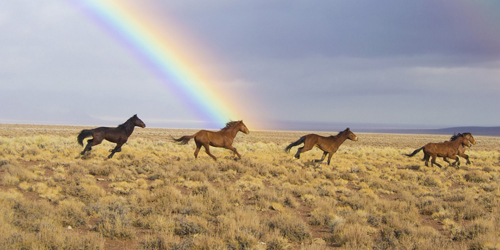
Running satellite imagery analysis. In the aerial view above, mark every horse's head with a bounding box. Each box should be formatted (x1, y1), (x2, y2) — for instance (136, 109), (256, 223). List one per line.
(133, 114), (146, 128)
(462, 136), (472, 147)
(345, 128), (358, 141)
(452, 133), (474, 148)
(454, 133), (473, 147)
(239, 120), (249, 134)
(463, 133), (476, 146)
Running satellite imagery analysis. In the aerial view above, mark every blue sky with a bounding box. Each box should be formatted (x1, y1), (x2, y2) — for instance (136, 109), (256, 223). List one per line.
(0, 1), (499, 130)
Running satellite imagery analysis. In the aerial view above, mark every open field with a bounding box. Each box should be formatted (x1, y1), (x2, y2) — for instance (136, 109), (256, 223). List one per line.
(0, 123), (499, 249)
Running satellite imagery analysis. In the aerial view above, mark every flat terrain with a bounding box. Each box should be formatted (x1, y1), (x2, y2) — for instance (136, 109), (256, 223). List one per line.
(0, 124), (499, 249)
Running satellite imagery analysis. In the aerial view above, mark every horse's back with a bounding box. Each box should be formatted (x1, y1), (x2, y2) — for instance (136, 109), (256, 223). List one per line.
(304, 134), (327, 146)
(94, 126), (113, 133)
(194, 130), (215, 143)
(424, 141), (458, 157)
(193, 130), (211, 139)
(305, 134), (324, 140)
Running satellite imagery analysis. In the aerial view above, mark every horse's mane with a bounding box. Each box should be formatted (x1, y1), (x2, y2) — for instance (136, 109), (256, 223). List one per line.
(451, 132), (472, 141)
(118, 115), (137, 129)
(450, 133), (464, 141)
(334, 128), (349, 137)
(220, 121), (241, 131)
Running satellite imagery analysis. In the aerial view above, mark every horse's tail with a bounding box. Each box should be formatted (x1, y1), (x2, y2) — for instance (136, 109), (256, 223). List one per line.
(405, 146), (424, 157)
(285, 136), (306, 153)
(77, 129), (94, 146)
(171, 135), (194, 145)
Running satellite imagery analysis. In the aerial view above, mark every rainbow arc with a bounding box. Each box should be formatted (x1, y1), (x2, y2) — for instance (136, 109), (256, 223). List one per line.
(73, 0), (245, 128)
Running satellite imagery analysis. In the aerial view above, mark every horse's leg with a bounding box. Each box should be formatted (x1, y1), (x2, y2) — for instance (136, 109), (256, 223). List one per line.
(227, 145), (242, 159)
(315, 151), (328, 163)
(460, 153), (471, 165)
(327, 152), (334, 165)
(423, 154), (430, 167)
(203, 144), (217, 161)
(453, 156), (460, 167)
(431, 155), (442, 168)
(81, 136), (104, 155)
(443, 157), (452, 166)
(294, 147), (303, 159)
(82, 132), (105, 156)
(81, 139), (94, 155)
(194, 141), (202, 158)
(108, 143), (123, 159)
(295, 143), (314, 159)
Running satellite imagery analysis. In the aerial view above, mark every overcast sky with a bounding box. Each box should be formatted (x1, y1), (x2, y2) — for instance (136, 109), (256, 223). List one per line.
(1, 0), (499, 130)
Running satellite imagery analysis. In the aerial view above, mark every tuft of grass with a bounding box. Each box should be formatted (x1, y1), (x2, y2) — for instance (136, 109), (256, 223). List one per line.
(267, 214), (311, 242)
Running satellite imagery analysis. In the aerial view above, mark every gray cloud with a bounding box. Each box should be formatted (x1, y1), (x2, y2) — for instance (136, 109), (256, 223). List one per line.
(0, 0), (499, 129)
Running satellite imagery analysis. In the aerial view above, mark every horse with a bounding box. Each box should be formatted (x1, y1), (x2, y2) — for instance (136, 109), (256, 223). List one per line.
(172, 120), (249, 161)
(285, 128), (358, 165)
(405, 133), (472, 168)
(77, 114), (146, 158)
(448, 133), (476, 166)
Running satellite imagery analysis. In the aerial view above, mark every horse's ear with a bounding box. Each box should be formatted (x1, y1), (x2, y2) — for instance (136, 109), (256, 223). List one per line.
(346, 127), (350, 131)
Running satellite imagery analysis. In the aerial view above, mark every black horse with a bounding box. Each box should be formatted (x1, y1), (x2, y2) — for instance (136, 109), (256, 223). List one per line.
(77, 114), (146, 158)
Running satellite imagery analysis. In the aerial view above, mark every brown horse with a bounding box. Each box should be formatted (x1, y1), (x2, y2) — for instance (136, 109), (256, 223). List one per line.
(449, 133), (476, 166)
(172, 120), (249, 161)
(285, 128), (358, 165)
(77, 114), (146, 158)
(405, 133), (473, 168)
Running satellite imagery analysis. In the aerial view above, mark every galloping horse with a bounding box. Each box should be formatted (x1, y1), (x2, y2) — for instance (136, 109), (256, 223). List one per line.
(285, 128), (358, 165)
(172, 120), (249, 161)
(449, 133), (476, 166)
(405, 133), (473, 168)
(77, 114), (146, 158)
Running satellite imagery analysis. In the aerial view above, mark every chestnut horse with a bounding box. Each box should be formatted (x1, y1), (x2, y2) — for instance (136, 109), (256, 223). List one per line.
(450, 133), (476, 166)
(172, 120), (249, 161)
(405, 133), (473, 168)
(285, 128), (358, 165)
(77, 114), (146, 158)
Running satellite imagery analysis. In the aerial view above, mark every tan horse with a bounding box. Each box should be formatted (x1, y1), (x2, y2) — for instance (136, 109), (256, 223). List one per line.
(172, 120), (249, 160)
(285, 128), (358, 165)
(405, 133), (473, 168)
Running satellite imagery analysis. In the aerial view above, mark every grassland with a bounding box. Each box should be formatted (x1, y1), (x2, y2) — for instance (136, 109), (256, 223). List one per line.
(0, 123), (499, 249)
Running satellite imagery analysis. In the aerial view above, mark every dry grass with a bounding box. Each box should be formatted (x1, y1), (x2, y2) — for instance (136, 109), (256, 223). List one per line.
(0, 123), (499, 249)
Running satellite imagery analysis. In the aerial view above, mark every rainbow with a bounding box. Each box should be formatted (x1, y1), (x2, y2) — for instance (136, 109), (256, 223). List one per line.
(70, 0), (248, 128)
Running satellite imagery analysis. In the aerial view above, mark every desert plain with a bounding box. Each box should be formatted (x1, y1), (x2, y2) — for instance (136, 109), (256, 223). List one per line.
(0, 123), (499, 249)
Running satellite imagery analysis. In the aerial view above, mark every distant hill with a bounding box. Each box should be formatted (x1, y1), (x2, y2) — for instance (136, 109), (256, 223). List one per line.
(353, 126), (500, 137)
(272, 121), (500, 137)
(428, 126), (500, 137)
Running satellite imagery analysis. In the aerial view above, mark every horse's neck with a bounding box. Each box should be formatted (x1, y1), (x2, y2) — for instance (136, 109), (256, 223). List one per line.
(125, 125), (135, 136)
(224, 125), (240, 139)
(452, 138), (464, 148)
(334, 132), (349, 144)
(121, 120), (135, 136)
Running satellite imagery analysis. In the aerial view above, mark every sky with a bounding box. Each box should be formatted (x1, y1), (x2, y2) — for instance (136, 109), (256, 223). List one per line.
(0, 0), (499, 131)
